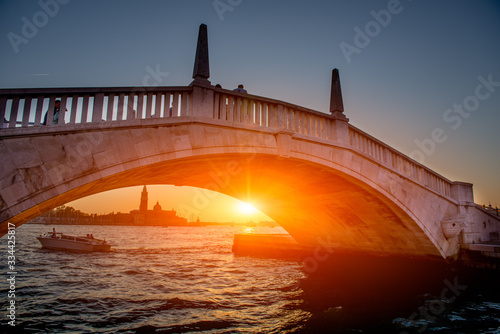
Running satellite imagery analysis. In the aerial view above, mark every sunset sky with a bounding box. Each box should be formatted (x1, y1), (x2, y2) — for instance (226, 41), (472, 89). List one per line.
(0, 0), (499, 222)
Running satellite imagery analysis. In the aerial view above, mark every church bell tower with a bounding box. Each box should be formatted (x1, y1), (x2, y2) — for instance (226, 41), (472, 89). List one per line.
(139, 185), (148, 212)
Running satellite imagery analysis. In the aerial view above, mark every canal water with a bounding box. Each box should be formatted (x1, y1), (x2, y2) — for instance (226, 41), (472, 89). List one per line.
(1, 224), (499, 333)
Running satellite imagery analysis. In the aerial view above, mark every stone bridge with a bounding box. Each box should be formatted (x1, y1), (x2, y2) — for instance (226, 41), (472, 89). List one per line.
(1, 24), (499, 262)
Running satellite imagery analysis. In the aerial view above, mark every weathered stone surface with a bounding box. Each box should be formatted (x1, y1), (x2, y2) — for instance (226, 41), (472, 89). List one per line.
(0, 178), (31, 208)
(131, 127), (162, 158)
(0, 142), (15, 180)
(19, 165), (51, 193)
(4, 138), (42, 168)
(32, 135), (64, 163)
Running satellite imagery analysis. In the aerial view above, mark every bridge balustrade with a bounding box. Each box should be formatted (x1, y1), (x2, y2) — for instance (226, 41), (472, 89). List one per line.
(0, 86), (192, 128)
(349, 126), (452, 198)
(213, 89), (335, 141)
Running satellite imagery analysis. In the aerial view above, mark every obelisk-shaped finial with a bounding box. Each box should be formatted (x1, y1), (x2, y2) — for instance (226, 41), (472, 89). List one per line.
(330, 68), (345, 118)
(192, 24), (210, 84)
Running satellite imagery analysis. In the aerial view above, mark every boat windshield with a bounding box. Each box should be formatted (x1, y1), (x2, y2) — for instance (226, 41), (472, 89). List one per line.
(75, 237), (89, 243)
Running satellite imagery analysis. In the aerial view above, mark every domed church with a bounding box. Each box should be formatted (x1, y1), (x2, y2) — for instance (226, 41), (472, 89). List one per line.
(130, 186), (188, 226)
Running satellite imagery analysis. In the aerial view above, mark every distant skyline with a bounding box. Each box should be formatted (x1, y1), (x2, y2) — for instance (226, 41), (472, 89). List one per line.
(1, 0), (499, 219)
(65, 185), (274, 224)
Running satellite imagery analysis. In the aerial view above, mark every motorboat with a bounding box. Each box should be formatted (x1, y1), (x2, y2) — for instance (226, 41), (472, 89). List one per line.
(37, 229), (112, 252)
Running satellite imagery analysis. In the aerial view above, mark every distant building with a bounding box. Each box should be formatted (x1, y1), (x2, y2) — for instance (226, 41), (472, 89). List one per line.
(129, 186), (187, 226)
(37, 185), (187, 226)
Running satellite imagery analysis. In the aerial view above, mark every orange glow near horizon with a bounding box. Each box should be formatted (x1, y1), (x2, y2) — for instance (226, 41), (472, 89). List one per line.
(65, 185), (274, 224)
(237, 202), (258, 215)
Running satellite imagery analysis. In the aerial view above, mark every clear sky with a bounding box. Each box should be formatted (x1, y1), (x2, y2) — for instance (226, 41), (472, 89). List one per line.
(1, 0), (499, 221)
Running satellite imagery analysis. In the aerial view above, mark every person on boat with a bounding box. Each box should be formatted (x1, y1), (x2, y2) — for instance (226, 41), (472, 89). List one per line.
(52, 228), (57, 238)
(90, 234), (94, 239)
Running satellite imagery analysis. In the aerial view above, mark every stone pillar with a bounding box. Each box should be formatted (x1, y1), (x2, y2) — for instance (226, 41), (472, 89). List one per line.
(328, 119), (350, 145)
(451, 181), (474, 205)
(329, 68), (347, 120)
(190, 83), (215, 118)
(336, 119), (349, 144)
(191, 23), (211, 87)
(192, 24), (210, 81)
(327, 68), (349, 144)
(189, 23), (214, 118)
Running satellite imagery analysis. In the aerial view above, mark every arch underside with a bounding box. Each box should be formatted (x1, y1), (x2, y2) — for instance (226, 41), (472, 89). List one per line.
(3, 153), (443, 259)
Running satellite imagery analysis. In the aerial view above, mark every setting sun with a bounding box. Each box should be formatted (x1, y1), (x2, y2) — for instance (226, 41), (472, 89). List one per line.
(238, 202), (258, 215)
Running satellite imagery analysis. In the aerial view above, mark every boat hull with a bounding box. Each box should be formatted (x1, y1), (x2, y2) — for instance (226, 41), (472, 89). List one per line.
(37, 236), (111, 252)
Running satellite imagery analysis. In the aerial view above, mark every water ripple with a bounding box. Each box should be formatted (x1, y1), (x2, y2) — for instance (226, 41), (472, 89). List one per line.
(1, 224), (499, 333)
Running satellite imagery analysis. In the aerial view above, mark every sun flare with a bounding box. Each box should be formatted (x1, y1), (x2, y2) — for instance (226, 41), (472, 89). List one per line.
(238, 202), (258, 215)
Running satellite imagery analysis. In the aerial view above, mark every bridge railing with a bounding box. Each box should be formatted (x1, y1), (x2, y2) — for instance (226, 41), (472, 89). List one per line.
(349, 125), (452, 197)
(213, 88), (336, 141)
(0, 86), (192, 128)
(0, 84), (454, 199)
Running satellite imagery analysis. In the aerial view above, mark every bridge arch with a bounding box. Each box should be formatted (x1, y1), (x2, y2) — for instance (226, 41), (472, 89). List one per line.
(0, 120), (462, 259)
